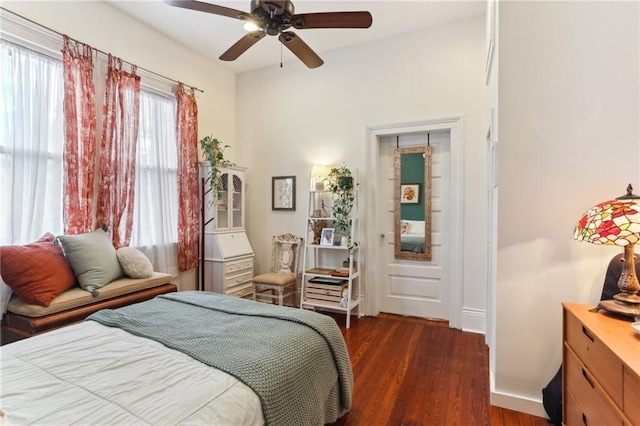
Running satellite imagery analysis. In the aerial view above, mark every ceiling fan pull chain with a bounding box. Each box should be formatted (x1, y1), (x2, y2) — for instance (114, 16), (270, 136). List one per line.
(280, 42), (283, 68)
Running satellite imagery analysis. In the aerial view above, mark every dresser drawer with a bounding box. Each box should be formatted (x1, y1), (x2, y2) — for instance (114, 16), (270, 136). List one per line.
(223, 270), (254, 289)
(565, 344), (625, 426)
(565, 387), (586, 426)
(624, 366), (640, 424)
(565, 309), (623, 407)
(227, 284), (254, 299)
(224, 258), (253, 275)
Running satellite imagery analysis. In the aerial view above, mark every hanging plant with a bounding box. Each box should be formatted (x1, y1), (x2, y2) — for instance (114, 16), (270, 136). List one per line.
(327, 164), (357, 251)
(199, 135), (235, 194)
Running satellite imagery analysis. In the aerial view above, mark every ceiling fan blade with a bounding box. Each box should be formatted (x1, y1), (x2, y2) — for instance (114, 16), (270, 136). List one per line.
(292, 11), (373, 29)
(278, 32), (324, 69)
(220, 32), (267, 61)
(163, 0), (248, 20)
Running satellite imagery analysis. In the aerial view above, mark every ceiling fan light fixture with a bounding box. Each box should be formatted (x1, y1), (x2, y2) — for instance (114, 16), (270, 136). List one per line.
(243, 21), (261, 32)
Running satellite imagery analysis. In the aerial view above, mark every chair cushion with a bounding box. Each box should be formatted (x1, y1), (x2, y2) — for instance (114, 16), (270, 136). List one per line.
(253, 272), (296, 286)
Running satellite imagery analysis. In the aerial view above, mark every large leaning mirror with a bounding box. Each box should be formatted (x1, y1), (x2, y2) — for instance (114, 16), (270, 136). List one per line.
(394, 146), (432, 260)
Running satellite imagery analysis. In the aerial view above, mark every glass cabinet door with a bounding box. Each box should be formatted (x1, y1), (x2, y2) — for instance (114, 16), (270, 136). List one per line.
(200, 163), (246, 232)
(231, 173), (243, 229)
(215, 173), (230, 230)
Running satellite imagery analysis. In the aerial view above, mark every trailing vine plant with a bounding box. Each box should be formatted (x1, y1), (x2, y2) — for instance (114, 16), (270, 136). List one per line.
(327, 164), (358, 251)
(199, 136), (235, 195)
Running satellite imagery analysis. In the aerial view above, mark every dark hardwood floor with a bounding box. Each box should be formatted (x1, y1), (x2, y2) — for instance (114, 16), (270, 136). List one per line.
(325, 312), (549, 426)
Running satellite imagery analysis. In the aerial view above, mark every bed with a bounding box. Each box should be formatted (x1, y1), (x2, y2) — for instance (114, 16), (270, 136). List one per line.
(400, 220), (425, 253)
(400, 234), (425, 253)
(0, 291), (353, 425)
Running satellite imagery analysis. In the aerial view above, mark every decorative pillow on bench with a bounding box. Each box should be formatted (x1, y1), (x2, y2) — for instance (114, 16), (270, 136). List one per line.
(116, 247), (154, 279)
(2, 227), (159, 312)
(57, 227), (124, 297)
(0, 233), (76, 307)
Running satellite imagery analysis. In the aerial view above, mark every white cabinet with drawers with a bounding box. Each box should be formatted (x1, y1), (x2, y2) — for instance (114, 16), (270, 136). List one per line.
(200, 163), (254, 298)
(202, 231), (254, 298)
(204, 249), (254, 298)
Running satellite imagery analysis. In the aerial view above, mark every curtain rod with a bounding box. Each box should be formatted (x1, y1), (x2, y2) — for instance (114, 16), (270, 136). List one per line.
(0, 7), (204, 94)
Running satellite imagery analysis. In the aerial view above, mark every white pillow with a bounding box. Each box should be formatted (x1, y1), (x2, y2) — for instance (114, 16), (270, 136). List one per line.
(116, 247), (154, 278)
(405, 220), (425, 234)
(400, 221), (410, 235)
(0, 276), (12, 321)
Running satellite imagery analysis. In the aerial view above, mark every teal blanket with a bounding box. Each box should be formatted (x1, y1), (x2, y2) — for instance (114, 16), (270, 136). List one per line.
(88, 291), (353, 426)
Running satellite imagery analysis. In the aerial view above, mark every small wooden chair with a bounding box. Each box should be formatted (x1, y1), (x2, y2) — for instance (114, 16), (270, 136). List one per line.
(253, 233), (303, 306)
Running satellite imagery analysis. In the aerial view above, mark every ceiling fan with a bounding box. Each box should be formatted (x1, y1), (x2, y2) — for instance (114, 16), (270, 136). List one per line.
(163, 0), (373, 68)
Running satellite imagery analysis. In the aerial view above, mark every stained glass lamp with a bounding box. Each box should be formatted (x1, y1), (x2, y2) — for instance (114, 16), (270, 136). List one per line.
(574, 184), (640, 316)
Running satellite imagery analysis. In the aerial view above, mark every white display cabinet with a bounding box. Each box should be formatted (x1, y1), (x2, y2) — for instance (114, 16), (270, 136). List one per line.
(199, 163), (254, 298)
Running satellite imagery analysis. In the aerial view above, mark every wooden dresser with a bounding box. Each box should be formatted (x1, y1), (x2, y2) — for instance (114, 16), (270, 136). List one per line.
(563, 303), (640, 426)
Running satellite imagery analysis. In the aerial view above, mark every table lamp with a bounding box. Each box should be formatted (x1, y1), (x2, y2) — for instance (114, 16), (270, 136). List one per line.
(574, 184), (640, 316)
(311, 164), (332, 190)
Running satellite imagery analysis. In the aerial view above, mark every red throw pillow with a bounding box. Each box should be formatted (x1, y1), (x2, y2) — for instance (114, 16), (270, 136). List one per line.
(1, 233), (76, 306)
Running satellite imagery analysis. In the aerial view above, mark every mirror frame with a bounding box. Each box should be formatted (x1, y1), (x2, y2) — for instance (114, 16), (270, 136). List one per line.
(394, 146), (432, 260)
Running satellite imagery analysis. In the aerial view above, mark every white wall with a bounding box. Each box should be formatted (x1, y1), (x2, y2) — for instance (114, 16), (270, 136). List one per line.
(494, 1), (639, 416)
(236, 16), (488, 328)
(2, 1), (237, 291)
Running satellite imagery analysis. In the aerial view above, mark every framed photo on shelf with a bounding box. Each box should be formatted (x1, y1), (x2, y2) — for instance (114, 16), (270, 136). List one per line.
(320, 228), (335, 246)
(401, 183), (420, 204)
(272, 176), (296, 211)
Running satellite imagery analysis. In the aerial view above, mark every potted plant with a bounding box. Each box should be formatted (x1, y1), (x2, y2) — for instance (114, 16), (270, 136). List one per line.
(327, 164), (357, 251)
(199, 135), (235, 195)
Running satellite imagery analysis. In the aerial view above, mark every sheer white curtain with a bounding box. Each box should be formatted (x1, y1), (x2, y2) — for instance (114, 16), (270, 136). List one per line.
(0, 40), (64, 245)
(131, 90), (179, 276)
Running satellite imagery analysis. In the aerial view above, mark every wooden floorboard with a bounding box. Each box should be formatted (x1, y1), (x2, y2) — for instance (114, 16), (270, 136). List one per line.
(325, 312), (550, 426)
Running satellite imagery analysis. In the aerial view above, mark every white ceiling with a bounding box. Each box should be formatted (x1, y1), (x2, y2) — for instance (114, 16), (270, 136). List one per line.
(107, 0), (486, 74)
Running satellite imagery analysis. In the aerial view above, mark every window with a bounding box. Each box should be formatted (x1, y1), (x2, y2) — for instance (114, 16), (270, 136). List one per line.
(131, 90), (179, 274)
(0, 40), (64, 245)
(1, 40), (180, 275)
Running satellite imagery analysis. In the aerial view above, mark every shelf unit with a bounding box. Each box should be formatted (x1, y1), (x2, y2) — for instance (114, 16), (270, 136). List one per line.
(199, 163), (254, 298)
(300, 177), (362, 329)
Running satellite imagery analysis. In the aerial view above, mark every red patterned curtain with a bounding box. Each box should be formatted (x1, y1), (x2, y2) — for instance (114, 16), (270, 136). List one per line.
(62, 36), (97, 235)
(96, 55), (141, 248)
(176, 84), (199, 272)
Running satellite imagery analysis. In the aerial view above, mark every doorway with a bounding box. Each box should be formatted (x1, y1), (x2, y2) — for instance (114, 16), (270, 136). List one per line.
(378, 132), (450, 319)
(365, 117), (464, 329)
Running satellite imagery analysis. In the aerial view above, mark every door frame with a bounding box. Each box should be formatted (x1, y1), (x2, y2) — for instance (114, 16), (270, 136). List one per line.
(365, 116), (464, 329)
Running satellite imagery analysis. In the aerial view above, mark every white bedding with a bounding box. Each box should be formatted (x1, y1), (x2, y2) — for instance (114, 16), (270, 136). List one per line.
(1, 321), (264, 425)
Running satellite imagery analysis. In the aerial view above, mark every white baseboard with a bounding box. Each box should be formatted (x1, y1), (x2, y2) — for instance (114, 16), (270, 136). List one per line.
(460, 307), (485, 334)
(491, 390), (548, 419)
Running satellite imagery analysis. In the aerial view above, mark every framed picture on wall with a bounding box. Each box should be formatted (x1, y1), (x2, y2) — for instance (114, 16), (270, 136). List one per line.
(401, 184), (420, 204)
(272, 176), (296, 211)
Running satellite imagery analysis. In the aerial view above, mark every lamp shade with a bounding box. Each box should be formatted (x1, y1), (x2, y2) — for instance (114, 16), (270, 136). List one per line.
(311, 164), (332, 178)
(574, 197), (640, 246)
(574, 184), (640, 316)
(311, 164), (332, 190)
